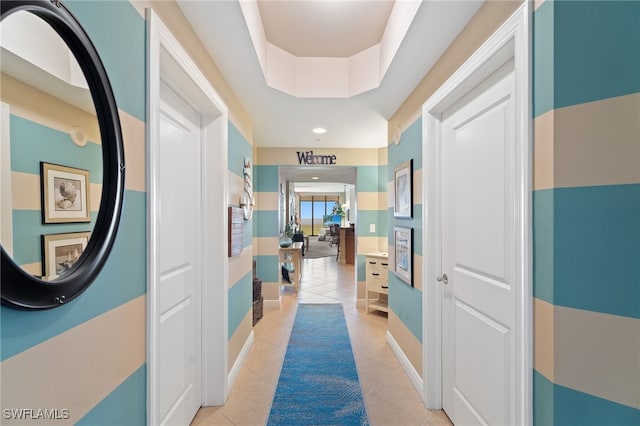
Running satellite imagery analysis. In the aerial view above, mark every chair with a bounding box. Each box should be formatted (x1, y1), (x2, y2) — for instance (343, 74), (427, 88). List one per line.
(292, 233), (305, 256)
(328, 224), (341, 260)
(328, 224), (339, 248)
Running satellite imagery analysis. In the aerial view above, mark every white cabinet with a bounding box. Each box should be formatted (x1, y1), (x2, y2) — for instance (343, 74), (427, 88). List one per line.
(365, 253), (389, 314)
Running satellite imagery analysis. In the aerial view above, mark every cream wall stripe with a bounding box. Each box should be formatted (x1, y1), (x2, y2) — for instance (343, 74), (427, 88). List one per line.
(228, 246), (253, 288)
(413, 253), (423, 291)
(262, 282), (280, 302)
(11, 172), (40, 210)
(257, 148), (380, 166)
(378, 237), (388, 253)
(0, 296), (145, 425)
(413, 169), (423, 205)
(357, 192), (381, 211)
(18, 262), (41, 276)
(389, 310), (423, 375)
(119, 109), (145, 192)
(533, 297), (555, 380)
(228, 171), (244, 205)
(378, 190), (388, 211)
(90, 183), (102, 212)
(228, 310), (253, 372)
(377, 145), (388, 165)
(387, 181), (394, 208)
(357, 236), (381, 255)
(554, 93), (640, 188)
(256, 237), (280, 256)
(533, 110), (554, 190)
(555, 305), (640, 409)
(256, 192), (279, 211)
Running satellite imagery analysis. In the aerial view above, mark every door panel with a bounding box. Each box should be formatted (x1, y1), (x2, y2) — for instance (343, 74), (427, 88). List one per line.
(442, 60), (516, 426)
(158, 82), (202, 426)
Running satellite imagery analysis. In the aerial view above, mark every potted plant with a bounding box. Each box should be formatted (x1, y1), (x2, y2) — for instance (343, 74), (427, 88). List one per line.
(331, 202), (346, 226)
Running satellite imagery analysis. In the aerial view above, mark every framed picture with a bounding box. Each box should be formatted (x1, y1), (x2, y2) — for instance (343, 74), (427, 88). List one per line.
(394, 159), (412, 218)
(41, 162), (91, 223)
(393, 226), (413, 286)
(42, 231), (91, 280)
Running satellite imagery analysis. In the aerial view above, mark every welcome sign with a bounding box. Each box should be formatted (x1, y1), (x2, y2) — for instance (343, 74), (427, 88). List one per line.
(296, 151), (337, 165)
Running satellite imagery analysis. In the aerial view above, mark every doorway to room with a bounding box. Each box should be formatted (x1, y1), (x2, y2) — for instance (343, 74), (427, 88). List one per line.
(278, 165), (357, 286)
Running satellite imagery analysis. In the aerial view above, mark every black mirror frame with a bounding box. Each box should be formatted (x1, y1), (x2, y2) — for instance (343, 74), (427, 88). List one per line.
(1, 0), (125, 309)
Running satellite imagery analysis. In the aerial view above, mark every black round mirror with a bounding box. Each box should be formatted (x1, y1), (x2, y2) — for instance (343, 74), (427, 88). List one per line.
(1, 0), (125, 309)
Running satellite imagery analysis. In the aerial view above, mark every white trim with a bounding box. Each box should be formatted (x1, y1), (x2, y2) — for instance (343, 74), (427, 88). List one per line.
(147, 9), (230, 425)
(228, 331), (255, 390)
(0, 103), (13, 256)
(421, 4), (532, 425)
(386, 331), (423, 398)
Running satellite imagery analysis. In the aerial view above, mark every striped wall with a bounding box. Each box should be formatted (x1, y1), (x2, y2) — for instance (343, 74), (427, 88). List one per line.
(254, 148), (387, 306)
(1, 1), (255, 424)
(1, 1), (147, 424)
(533, 1), (640, 424)
(227, 122), (254, 369)
(386, 118), (424, 375)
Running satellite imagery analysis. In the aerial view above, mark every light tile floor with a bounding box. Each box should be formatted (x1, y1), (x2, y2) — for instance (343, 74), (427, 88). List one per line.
(191, 256), (452, 426)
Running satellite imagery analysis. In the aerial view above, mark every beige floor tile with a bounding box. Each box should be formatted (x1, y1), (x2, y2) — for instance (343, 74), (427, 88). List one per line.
(191, 255), (438, 426)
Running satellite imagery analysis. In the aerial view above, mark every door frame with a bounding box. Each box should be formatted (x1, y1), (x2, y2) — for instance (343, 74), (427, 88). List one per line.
(146, 10), (229, 425)
(421, 3), (532, 424)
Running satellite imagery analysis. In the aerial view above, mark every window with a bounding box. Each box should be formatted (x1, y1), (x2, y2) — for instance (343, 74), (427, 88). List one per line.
(298, 195), (339, 235)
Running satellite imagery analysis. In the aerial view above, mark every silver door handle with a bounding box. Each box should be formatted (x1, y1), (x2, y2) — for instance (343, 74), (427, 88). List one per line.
(437, 273), (448, 285)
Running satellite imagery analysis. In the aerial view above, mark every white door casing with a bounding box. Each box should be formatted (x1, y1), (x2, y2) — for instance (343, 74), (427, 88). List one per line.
(422, 3), (531, 425)
(147, 9), (229, 426)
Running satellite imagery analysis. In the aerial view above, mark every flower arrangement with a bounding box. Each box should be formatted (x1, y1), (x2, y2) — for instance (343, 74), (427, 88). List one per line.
(331, 202), (345, 217)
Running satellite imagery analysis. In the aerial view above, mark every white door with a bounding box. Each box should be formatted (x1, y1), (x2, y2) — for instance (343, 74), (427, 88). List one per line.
(441, 59), (516, 426)
(157, 82), (202, 425)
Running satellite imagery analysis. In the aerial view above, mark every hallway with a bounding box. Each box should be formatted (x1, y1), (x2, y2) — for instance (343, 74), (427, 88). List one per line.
(191, 256), (452, 425)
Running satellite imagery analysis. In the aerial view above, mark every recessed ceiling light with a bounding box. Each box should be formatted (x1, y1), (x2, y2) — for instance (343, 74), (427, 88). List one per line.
(312, 127), (326, 134)
(311, 176), (319, 180)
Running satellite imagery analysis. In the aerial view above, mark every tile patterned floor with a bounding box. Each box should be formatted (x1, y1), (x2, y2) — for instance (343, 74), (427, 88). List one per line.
(191, 256), (452, 426)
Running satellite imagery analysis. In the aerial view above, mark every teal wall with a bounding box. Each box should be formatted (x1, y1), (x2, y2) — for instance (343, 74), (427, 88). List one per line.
(387, 118), (423, 343)
(228, 121), (254, 338)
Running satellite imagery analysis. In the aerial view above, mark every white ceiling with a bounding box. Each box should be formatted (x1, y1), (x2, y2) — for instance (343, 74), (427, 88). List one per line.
(257, 1), (394, 58)
(176, 0), (484, 150)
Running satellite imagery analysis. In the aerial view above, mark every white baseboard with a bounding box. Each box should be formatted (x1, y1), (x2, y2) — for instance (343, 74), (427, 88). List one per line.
(356, 298), (366, 309)
(228, 330), (254, 390)
(386, 330), (423, 398)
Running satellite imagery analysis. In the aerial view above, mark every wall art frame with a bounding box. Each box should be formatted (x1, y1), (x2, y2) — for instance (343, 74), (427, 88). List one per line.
(42, 231), (91, 281)
(41, 162), (91, 223)
(393, 226), (413, 286)
(393, 159), (412, 218)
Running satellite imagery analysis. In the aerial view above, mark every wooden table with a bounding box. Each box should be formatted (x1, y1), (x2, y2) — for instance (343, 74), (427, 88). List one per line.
(279, 242), (303, 290)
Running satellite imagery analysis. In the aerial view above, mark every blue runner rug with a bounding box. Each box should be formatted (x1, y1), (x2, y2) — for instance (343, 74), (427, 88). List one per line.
(267, 304), (369, 426)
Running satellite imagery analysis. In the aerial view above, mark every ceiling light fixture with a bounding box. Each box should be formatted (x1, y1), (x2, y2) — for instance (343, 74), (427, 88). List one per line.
(312, 127), (327, 134)
(311, 176), (319, 180)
